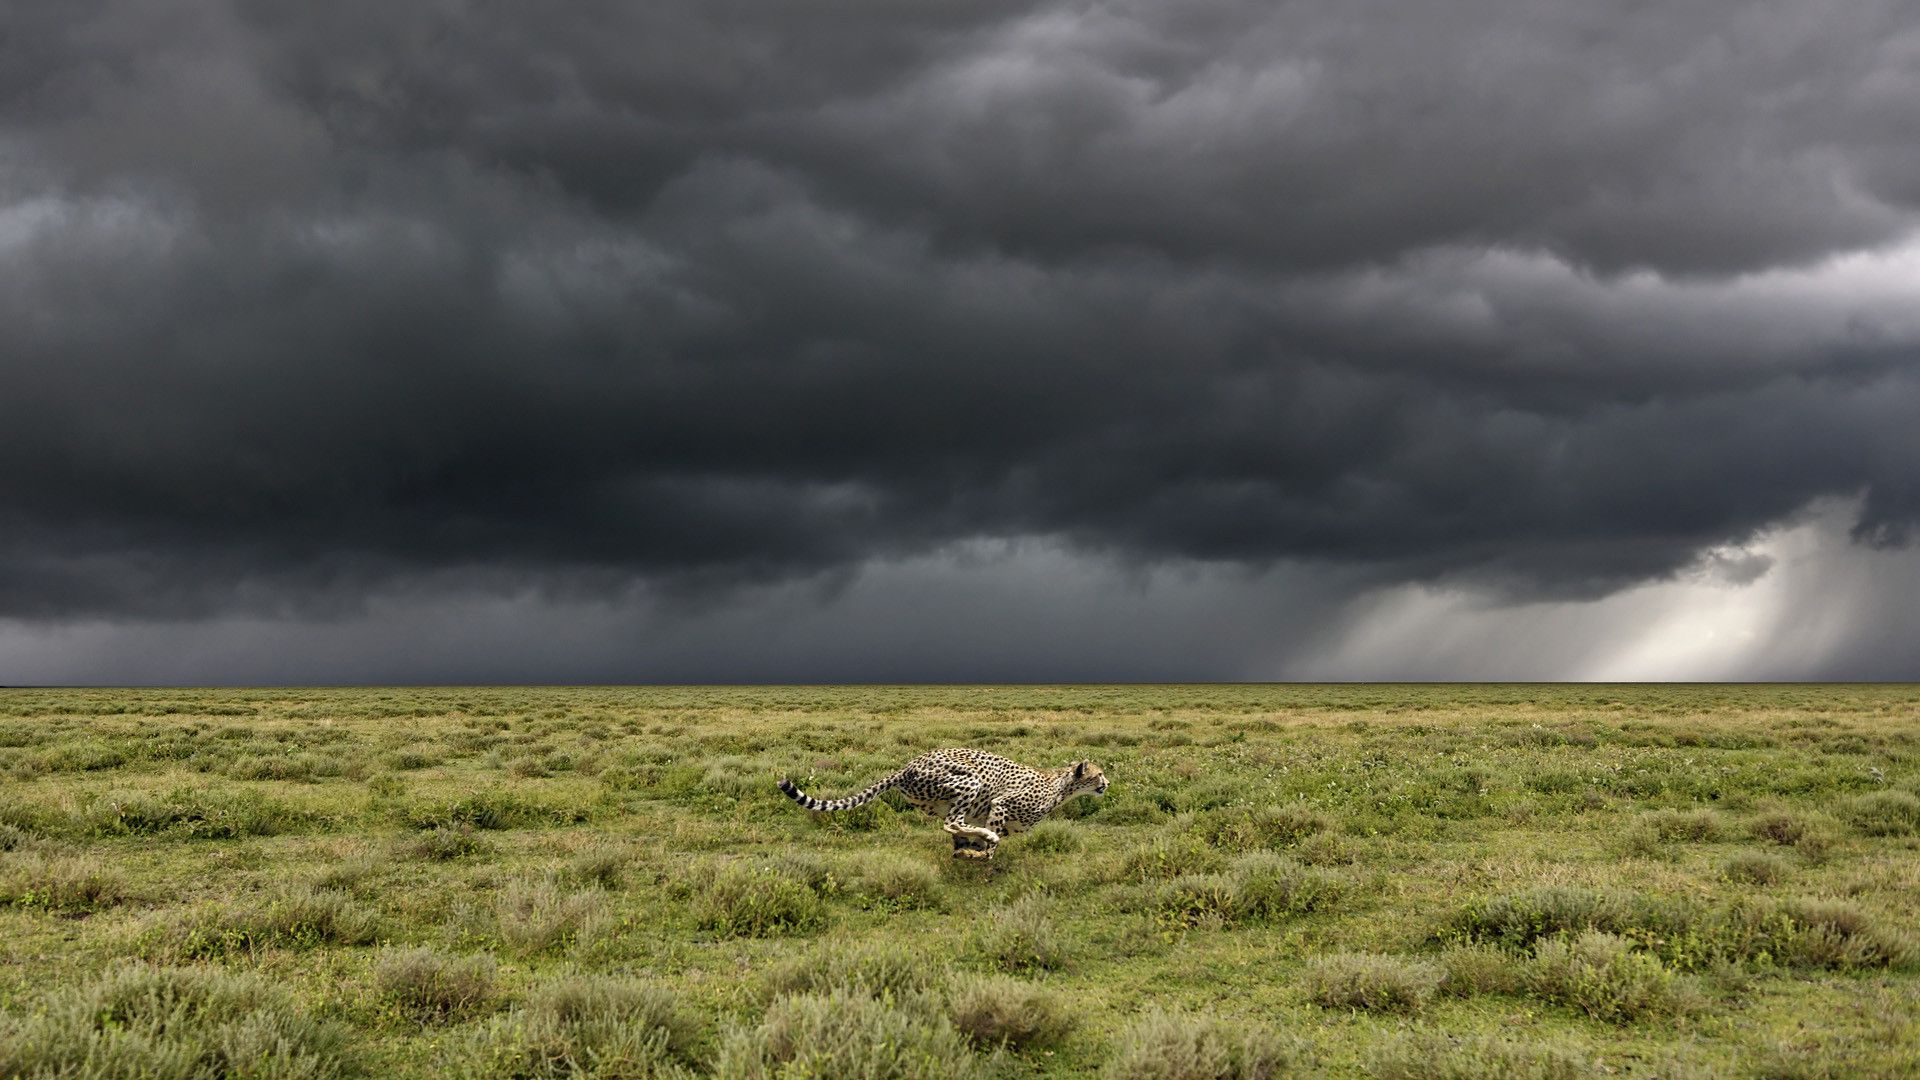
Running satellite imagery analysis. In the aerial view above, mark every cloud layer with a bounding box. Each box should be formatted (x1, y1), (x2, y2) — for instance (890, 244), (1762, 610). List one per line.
(3, 1), (1918, 678)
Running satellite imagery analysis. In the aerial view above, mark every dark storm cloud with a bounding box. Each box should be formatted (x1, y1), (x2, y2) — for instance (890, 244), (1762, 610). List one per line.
(3, 0), (1920, 630)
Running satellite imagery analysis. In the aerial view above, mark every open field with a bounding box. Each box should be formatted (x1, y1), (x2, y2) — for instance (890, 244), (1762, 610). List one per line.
(1, 684), (1917, 1078)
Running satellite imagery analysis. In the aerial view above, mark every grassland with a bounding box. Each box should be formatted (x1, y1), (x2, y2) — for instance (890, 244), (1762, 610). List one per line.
(1, 684), (1917, 1079)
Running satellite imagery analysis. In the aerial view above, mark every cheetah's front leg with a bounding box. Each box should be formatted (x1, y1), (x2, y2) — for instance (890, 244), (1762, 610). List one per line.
(942, 786), (999, 857)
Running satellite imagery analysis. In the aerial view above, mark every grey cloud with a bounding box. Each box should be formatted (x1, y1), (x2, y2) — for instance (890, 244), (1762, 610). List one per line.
(2, 0), (1919, 679)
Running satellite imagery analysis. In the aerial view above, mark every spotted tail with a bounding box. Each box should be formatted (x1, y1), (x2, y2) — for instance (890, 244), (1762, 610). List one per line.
(778, 769), (905, 812)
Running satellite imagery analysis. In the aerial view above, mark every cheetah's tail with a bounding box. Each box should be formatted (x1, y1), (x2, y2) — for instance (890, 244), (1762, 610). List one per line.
(777, 770), (905, 813)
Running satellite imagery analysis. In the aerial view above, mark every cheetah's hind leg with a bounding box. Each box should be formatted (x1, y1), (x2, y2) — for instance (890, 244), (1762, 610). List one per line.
(951, 830), (998, 860)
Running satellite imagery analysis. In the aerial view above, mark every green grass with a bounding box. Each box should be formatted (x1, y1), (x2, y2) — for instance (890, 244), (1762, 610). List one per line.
(0, 684), (1917, 1077)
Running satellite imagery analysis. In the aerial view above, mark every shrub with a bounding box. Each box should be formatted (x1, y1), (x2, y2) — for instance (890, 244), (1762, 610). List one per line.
(1447, 887), (1646, 950)
(458, 974), (705, 1079)
(1525, 932), (1691, 1023)
(565, 842), (631, 888)
(763, 940), (946, 1001)
(376, 947), (499, 1022)
(698, 863), (829, 939)
(81, 787), (311, 839)
(1750, 812), (1809, 846)
(164, 886), (380, 957)
(1367, 1032), (1595, 1080)
(0, 823), (26, 852)
(1102, 1010), (1304, 1080)
(945, 975), (1075, 1050)
(227, 753), (325, 781)
(406, 824), (493, 861)
(401, 791), (586, 831)
(0, 854), (131, 913)
(314, 852), (384, 893)
(1641, 809), (1725, 842)
(853, 854), (944, 911)
(1022, 820), (1085, 854)
(1302, 953), (1442, 1013)
(714, 989), (984, 1080)
(1294, 833), (1357, 866)
(972, 895), (1072, 972)
(1770, 900), (1919, 971)
(1438, 944), (1526, 997)
(0, 963), (357, 1079)
(1841, 791), (1920, 836)
(1229, 853), (1343, 922)
(384, 749), (439, 771)
(1721, 851), (1791, 886)
(1119, 835), (1226, 882)
(1142, 874), (1239, 929)
(1192, 803), (1329, 850)
(489, 881), (608, 954)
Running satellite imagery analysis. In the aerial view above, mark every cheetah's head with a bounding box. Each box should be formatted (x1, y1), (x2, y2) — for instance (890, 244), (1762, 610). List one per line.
(1067, 760), (1109, 798)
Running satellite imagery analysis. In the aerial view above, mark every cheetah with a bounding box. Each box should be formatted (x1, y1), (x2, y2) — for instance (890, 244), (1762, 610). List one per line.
(778, 748), (1109, 859)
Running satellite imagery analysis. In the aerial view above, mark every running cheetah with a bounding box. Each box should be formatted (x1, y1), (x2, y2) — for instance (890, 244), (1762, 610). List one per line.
(778, 748), (1109, 859)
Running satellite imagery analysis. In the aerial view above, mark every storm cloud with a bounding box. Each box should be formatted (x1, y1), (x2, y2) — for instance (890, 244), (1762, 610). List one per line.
(3, 0), (1918, 680)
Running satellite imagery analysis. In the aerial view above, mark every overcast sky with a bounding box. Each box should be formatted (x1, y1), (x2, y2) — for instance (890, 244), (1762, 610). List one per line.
(4, 1), (1918, 683)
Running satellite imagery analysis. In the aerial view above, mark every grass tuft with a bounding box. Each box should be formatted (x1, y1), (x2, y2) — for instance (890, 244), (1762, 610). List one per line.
(1841, 791), (1920, 837)
(0, 853), (132, 913)
(457, 973), (705, 1079)
(697, 862), (831, 939)
(1102, 1009), (1304, 1080)
(0, 963), (357, 1079)
(715, 989), (983, 1080)
(376, 946), (500, 1023)
(946, 974), (1076, 1050)
(1303, 953), (1443, 1013)
(1367, 1032), (1595, 1080)
(1525, 931), (1692, 1023)
(972, 894), (1073, 972)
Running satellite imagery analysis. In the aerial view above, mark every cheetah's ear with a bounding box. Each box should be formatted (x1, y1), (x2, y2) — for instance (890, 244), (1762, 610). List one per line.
(1073, 761), (1087, 779)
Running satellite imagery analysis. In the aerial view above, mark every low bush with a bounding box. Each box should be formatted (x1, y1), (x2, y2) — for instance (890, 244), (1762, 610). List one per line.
(1230, 853), (1344, 922)
(376, 947), (499, 1022)
(697, 863), (830, 939)
(406, 824), (493, 861)
(1102, 1009), (1304, 1080)
(313, 852), (384, 893)
(1303, 953), (1443, 1013)
(401, 791), (588, 831)
(457, 974), (705, 1079)
(1022, 820), (1085, 854)
(1138, 854), (1343, 929)
(852, 854), (943, 911)
(715, 989), (984, 1080)
(763, 939), (946, 1001)
(1525, 931), (1692, 1023)
(564, 842), (630, 888)
(488, 881), (607, 955)
(1438, 944), (1526, 997)
(1841, 791), (1920, 837)
(81, 787), (313, 839)
(1191, 803), (1329, 850)
(0, 963), (357, 1079)
(1642, 808), (1725, 842)
(1767, 900), (1919, 971)
(0, 854), (131, 913)
(1446, 887), (1659, 950)
(1367, 1032), (1596, 1080)
(945, 974), (1075, 1050)
(1720, 851), (1791, 886)
(1750, 812), (1810, 846)
(1119, 835), (1226, 882)
(163, 886), (380, 957)
(971, 895), (1073, 972)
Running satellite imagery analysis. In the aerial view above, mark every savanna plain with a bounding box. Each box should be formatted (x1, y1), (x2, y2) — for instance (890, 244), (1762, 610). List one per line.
(2, 684), (1917, 1079)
